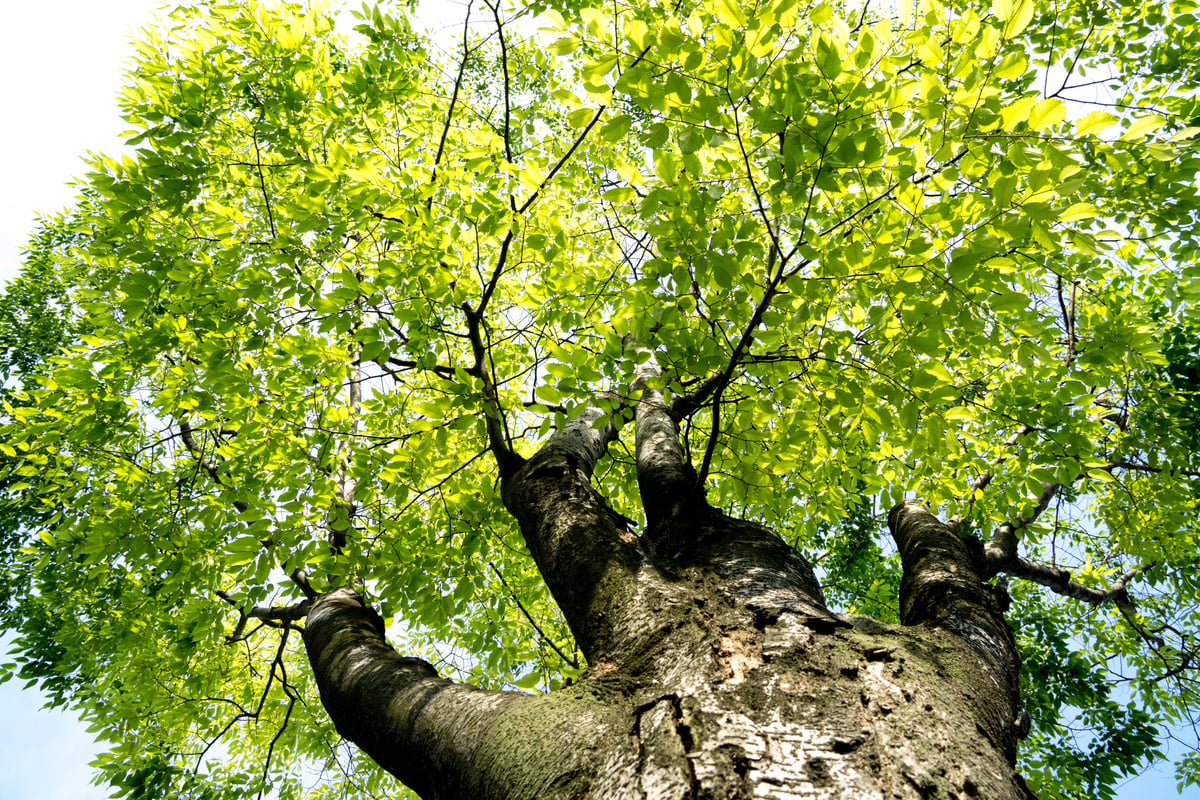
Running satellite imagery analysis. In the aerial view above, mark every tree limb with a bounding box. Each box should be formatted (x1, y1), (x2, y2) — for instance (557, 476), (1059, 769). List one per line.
(949, 423), (1034, 533)
(999, 559), (1145, 608)
(632, 350), (699, 528)
(429, 0), (476, 197)
(983, 480), (1060, 575)
(669, 371), (723, 421)
(463, 303), (524, 476)
(485, 0), (513, 164)
(694, 256), (805, 489)
(217, 590), (312, 643)
(303, 588), (529, 798)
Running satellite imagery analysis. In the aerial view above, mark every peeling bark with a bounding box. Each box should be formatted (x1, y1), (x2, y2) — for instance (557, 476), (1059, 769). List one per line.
(304, 395), (1037, 799)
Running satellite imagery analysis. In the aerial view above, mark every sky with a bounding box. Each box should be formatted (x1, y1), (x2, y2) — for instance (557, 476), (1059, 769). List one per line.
(0, 1), (1189, 798)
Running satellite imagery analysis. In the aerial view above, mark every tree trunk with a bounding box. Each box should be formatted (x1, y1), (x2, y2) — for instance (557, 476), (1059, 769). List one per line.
(303, 366), (1035, 799)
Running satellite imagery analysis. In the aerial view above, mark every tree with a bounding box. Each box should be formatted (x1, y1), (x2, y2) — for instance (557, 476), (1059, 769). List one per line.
(2, 0), (1199, 797)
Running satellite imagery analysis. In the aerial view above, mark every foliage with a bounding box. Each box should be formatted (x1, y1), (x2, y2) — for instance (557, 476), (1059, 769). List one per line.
(1, 0), (1199, 796)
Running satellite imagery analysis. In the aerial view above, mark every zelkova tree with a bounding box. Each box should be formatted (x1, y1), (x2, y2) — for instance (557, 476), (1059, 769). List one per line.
(3, 0), (1200, 798)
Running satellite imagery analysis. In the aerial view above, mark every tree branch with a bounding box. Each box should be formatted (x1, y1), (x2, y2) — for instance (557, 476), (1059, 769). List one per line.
(217, 590), (312, 643)
(382, 356), (459, 380)
(429, 0), (476, 197)
(669, 371), (722, 421)
(632, 350), (699, 528)
(303, 588), (529, 798)
(251, 130), (277, 238)
(485, 0), (513, 164)
(888, 501), (1023, 759)
(1000, 558), (1145, 608)
(694, 256), (805, 489)
(949, 423), (1035, 533)
(462, 303), (524, 476)
(178, 419), (250, 513)
(498, 398), (645, 662)
(983, 480), (1060, 575)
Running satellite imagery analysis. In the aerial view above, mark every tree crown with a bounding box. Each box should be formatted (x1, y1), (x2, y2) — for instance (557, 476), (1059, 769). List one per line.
(2, 0), (1199, 797)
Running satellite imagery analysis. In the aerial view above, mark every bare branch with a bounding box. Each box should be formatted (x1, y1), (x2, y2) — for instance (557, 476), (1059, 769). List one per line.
(511, 43), (654, 217)
(515, 109), (606, 216)
(485, 0), (513, 163)
(258, 631), (298, 800)
(430, 0), (476, 195)
(694, 256), (806, 488)
(217, 590), (312, 643)
(382, 356), (460, 380)
(669, 372), (723, 421)
(251, 130), (277, 238)
(983, 480), (1060, 574)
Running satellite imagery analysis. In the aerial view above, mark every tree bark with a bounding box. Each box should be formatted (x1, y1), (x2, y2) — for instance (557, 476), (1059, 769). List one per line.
(303, 362), (1036, 799)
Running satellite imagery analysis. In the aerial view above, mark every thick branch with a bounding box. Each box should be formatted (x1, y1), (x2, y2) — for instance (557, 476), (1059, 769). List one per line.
(632, 351), (699, 528)
(983, 481), (1059, 576)
(668, 371), (722, 421)
(303, 589), (526, 799)
(1001, 559), (1144, 608)
(974, 463), (1151, 608)
(499, 400), (648, 662)
(948, 423), (1034, 533)
(889, 502), (1007, 631)
(888, 501), (1024, 761)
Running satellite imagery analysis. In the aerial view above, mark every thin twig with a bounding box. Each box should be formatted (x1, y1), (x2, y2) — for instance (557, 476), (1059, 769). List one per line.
(488, 561), (579, 669)
(178, 420), (250, 513)
(430, 0), (476, 197)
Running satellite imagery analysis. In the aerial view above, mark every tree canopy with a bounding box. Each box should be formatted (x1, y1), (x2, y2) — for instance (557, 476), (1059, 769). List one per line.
(2, 0), (1199, 797)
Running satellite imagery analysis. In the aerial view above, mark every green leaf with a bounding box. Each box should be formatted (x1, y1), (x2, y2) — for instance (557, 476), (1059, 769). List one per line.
(999, 96), (1037, 130)
(600, 114), (633, 142)
(1075, 111), (1118, 136)
(994, 52), (1028, 79)
(625, 19), (651, 50)
(1122, 114), (1167, 141)
(1060, 202), (1098, 222)
(568, 107), (595, 129)
(713, 0), (748, 28)
(993, 0), (1034, 37)
(1029, 98), (1066, 131)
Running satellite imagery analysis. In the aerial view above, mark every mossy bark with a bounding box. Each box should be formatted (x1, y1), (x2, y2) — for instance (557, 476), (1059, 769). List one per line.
(304, 380), (1036, 799)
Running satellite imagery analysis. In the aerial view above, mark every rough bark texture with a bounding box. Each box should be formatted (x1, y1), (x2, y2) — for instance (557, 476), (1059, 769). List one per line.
(304, 367), (1037, 799)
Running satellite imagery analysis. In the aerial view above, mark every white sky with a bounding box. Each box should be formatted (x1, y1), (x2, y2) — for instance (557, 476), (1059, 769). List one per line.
(0, 1), (1184, 798)
(0, 0), (165, 286)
